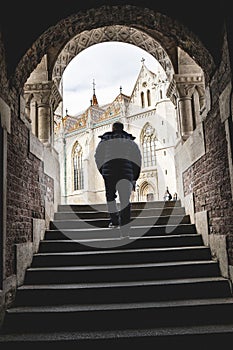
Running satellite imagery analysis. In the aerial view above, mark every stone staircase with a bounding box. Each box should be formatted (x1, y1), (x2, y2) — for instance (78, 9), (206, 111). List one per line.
(1, 200), (233, 347)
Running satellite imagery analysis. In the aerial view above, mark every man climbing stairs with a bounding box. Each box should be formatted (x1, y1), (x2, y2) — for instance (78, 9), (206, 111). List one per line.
(0, 200), (233, 347)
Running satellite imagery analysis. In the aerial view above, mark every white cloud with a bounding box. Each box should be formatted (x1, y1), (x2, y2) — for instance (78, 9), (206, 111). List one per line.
(62, 42), (160, 115)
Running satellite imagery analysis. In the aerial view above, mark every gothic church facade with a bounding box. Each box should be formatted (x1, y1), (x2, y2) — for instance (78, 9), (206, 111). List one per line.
(54, 60), (178, 204)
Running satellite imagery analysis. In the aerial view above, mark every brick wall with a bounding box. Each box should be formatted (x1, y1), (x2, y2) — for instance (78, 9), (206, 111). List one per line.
(183, 109), (233, 232)
(6, 111), (54, 277)
(183, 33), (233, 266)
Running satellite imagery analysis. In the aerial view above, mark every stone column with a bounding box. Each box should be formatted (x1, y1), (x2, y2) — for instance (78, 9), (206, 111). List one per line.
(177, 95), (194, 140)
(167, 74), (205, 141)
(37, 101), (51, 143)
(24, 81), (62, 145)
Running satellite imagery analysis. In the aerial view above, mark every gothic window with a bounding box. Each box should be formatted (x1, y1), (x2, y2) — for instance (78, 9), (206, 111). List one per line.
(141, 92), (145, 108)
(141, 124), (156, 168)
(160, 89), (163, 99)
(147, 90), (151, 106)
(72, 142), (84, 191)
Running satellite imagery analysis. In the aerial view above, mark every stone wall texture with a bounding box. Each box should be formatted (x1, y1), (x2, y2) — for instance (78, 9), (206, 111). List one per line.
(183, 108), (233, 232)
(183, 33), (233, 266)
(0, 32), (9, 103)
(6, 111), (54, 277)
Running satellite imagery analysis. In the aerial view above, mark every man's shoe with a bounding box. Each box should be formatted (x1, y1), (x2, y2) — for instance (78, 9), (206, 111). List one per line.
(108, 222), (119, 228)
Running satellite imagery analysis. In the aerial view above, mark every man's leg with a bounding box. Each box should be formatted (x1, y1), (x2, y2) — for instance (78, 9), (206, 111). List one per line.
(117, 179), (133, 226)
(104, 178), (120, 226)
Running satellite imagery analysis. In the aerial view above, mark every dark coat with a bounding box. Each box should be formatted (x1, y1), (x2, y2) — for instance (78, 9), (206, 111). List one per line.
(94, 130), (142, 182)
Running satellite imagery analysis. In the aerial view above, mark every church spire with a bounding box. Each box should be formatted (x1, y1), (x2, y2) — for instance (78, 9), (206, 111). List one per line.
(91, 79), (99, 106)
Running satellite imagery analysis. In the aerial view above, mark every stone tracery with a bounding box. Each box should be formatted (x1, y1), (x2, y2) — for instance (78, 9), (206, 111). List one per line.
(52, 25), (174, 88)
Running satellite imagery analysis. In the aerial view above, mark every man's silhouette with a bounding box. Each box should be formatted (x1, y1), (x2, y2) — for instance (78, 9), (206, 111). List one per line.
(94, 121), (142, 229)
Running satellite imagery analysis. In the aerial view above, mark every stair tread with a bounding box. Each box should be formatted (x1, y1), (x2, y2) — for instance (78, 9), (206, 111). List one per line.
(52, 220), (191, 226)
(34, 245), (209, 256)
(41, 233), (200, 240)
(58, 200), (181, 207)
(1, 323), (233, 341)
(48, 225), (194, 233)
(7, 297), (233, 313)
(56, 208), (185, 214)
(27, 260), (217, 271)
(52, 214), (188, 221)
(18, 276), (229, 290)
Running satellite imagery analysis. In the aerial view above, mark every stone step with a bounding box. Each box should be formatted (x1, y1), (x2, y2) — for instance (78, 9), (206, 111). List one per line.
(49, 215), (191, 229)
(54, 206), (186, 220)
(1, 325), (233, 348)
(23, 260), (220, 285)
(31, 246), (212, 267)
(38, 234), (204, 252)
(3, 298), (233, 333)
(0, 325), (233, 348)
(57, 200), (181, 212)
(14, 277), (232, 306)
(2, 199), (233, 347)
(46, 224), (196, 240)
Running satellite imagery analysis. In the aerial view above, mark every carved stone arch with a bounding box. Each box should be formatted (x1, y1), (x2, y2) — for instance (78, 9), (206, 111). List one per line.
(52, 25), (175, 89)
(11, 5), (215, 93)
(139, 180), (156, 201)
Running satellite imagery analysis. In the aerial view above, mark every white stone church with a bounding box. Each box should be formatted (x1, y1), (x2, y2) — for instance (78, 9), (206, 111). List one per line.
(54, 60), (178, 204)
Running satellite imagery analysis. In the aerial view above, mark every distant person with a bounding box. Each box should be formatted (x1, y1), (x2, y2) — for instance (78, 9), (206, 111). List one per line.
(94, 121), (142, 229)
(163, 187), (172, 201)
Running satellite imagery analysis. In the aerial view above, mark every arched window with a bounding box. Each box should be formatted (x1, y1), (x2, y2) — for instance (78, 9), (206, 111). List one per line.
(141, 123), (156, 168)
(147, 90), (151, 106)
(141, 92), (145, 108)
(72, 142), (84, 191)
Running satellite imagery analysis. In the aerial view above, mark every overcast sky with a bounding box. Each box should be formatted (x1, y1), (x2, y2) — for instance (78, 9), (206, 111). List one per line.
(62, 42), (160, 116)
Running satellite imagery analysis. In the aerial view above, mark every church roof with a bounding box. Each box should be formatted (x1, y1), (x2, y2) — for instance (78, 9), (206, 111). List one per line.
(56, 60), (163, 135)
(62, 113), (87, 132)
(60, 91), (130, 133)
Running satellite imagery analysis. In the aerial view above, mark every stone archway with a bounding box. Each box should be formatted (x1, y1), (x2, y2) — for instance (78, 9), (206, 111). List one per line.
(140, 181), (156, 202)
(20, 5), (209, 151)
(11, 4), (215, 94)
(52, 25), (174, 88)
(13, 2), (221, 252)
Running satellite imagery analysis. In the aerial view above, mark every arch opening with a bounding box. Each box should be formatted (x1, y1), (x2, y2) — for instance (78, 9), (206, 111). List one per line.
(20, 6), (209, 209)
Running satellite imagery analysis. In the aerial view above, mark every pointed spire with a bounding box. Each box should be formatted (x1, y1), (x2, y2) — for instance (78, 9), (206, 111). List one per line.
(141, 57), (145, 65)
(93, 79), (96, 95)
(120, 86), (122, 94)
(92, 79), (98, 106)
